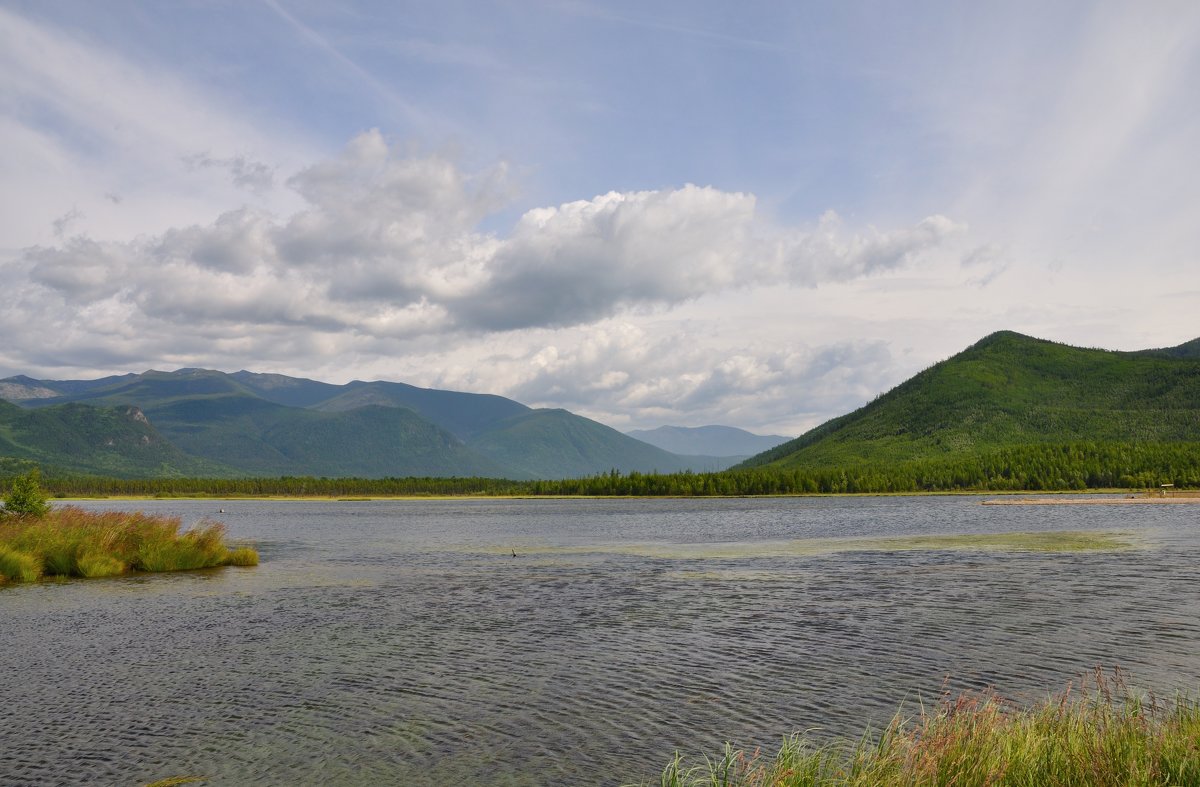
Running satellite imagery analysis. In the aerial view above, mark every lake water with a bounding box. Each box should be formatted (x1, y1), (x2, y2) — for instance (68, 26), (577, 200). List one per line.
(2, 495), (1200, 785)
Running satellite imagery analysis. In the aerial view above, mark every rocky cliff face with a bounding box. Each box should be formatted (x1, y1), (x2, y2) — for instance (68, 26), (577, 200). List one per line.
(0, 379), (59, 401)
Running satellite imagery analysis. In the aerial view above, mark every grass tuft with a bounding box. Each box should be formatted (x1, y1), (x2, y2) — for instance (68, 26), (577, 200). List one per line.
(0, 506), (258, 583)
(76, 551), (127, 578)
(226, 547), (259, 566)
(647, 669), (1200, 787)
(0, 545), (43, 583)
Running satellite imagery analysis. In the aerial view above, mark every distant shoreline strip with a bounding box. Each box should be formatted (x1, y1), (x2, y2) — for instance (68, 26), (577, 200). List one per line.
(982, 497), (1200, 506)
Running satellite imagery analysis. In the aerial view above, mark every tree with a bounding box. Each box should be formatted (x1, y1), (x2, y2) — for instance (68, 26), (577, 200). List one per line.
(3, 468), (50, 518)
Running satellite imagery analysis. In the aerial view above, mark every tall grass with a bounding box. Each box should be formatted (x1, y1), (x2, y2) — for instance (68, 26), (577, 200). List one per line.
(651, 668), (1200, 787)
(0, 506), (258, 583)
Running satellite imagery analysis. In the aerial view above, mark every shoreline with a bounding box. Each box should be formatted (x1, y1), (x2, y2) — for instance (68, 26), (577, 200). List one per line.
(46, 489), (1179, 503)
(982, 496), (1200, 505)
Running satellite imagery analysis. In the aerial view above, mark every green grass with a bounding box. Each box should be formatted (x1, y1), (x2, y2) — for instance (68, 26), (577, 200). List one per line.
(0, 506), (258, 583)
(647, 669), (1200, 787)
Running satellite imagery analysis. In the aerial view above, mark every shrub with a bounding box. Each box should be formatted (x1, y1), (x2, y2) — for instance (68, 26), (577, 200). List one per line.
(3, 469), (50, 518)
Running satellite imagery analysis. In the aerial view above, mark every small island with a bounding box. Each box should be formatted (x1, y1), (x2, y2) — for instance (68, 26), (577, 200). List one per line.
(0, 470), (257, 584)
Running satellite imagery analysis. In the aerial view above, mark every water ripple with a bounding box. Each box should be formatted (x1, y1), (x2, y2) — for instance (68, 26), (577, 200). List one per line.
(2, 496), (1199, 784)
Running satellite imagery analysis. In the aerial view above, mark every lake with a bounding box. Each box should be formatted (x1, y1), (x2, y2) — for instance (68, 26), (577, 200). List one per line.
(2, 495), (1199, 785)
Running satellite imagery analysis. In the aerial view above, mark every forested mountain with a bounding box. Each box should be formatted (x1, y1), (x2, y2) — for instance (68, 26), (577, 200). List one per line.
(0, 368), (713, 479)
(310, 380), (530, 440)
(0, 399), (228, 477)
(741, 331), (1200, 472)
(467, 409), (697, 479)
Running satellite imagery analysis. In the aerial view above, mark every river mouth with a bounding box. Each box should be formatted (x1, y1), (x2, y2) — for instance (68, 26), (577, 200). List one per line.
(1, 495), (1195, 785)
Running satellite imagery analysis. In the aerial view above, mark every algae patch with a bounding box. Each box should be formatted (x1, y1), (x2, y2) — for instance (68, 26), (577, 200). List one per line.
(857, 531), (1129, 553)
(470, 530), (1133, 561)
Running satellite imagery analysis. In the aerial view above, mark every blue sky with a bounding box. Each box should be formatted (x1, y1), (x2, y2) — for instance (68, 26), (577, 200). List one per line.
(2, 1), (1198, 434)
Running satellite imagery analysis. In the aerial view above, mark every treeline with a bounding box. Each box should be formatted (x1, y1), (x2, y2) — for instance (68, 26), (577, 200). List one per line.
(12, 474), (527, 498)
(536, 442), (1200, 495)
(1, 441), (1197, 498)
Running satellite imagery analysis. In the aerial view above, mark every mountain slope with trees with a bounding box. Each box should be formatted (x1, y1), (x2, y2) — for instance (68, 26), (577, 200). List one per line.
(741, 331), (1200, 472)
(0, 368), (701, 479)
(0, 399), (228, 477)
(466, 409), (699, 479)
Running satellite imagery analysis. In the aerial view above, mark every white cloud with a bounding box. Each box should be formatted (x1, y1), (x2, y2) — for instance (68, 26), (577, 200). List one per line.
(416, 321), (899, 434)
(0, 127), (965, 431)
(5, 132), (961, 364)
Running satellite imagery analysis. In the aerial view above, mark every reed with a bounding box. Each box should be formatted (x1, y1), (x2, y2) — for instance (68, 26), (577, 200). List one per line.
(0, 506), (258, 583)
(651, 669), (1200, 787)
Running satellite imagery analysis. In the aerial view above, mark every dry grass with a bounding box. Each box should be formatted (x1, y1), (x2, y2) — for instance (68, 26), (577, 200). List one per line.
(650, 668), (1200, 787)
(0, 506), (258, 584)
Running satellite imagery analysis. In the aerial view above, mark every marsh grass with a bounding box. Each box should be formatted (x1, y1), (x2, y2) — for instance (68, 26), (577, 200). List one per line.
(0, 506), (258, 584)
(651, 669), (1200, 787)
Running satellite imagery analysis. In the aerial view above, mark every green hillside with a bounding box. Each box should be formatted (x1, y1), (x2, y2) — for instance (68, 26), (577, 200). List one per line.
(247, 404), (519, 478)
(0, 368), (674, 479)
(0, 399), (227, 477)
(744, 331), (1200, 471)
(3, 370), (517, 478)
(468, 409), (695, 479)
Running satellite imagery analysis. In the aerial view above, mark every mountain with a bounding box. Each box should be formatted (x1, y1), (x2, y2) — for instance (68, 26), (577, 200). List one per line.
(741, 330), (1200, 471)
(627, 425), (791, 457)
(311, 380), (530, 440)
(228, 370), (343, 408)
(0, 369), (519, 478)
(0, 399), (227, 477)
(0, 368), (697, 479)
(466, 409), (698, 479)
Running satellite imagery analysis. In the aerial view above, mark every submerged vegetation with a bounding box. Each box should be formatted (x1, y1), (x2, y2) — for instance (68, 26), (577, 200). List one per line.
(0, 505), (258, 584)
(475, 530), (1130, 561)
(650, 670), (1200, 787)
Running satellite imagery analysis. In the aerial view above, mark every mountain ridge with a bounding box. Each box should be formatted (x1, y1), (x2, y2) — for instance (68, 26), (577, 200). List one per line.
(740, 330), (1200, 471)
(0, 368), (731, 479)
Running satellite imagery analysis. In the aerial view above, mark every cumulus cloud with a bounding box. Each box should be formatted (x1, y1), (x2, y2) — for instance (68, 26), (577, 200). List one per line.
(434, 322), (899, 434)
(8, 131), (962, 360)
(0, 128), (955, 422)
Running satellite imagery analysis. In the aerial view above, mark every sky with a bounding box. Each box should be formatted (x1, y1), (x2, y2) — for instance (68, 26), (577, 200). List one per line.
(1, 1), (1198, 435)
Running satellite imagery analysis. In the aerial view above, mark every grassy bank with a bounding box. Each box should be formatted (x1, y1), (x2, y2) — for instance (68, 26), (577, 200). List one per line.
(0, 506), (258, 583)
(651, 670), (1200, 786)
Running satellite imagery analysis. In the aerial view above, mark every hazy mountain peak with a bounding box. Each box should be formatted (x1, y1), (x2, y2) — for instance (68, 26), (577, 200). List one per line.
(627, 424), (791, 457)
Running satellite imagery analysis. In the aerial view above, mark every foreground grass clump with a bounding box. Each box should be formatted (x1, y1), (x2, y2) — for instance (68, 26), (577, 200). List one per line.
(653, 670), (1200, 787)
(0, 506), (258, 583)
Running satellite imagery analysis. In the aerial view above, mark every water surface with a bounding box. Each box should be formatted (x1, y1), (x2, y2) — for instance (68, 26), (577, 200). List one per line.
(2, 496), (1199, 785)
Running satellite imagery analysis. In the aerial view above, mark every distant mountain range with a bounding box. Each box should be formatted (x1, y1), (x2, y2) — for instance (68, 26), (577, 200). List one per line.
(0, 369), (778, 479)
(740, 330), (1200, 471)
(7, 330), (1194, 485)
(626, 425), (791, 461)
